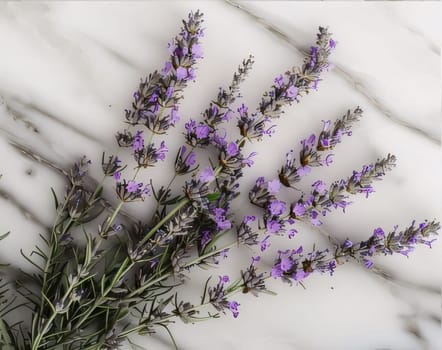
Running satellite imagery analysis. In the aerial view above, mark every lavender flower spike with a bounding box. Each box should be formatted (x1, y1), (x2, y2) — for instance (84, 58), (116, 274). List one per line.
(238, 28), (336, 143)
(272, 220), (440, 284)
(122, 10), (205, 135)
(279, 107), (363, 187)
(259, 27), (335, 120)
(290, 154), (396, 225)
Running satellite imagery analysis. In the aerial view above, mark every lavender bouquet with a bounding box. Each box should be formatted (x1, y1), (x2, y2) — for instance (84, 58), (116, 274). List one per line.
(0, 10), (439, 350)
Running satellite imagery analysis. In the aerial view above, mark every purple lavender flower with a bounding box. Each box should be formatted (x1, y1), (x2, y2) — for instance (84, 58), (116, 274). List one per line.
(267, 179), (281, 194)
(127, 180), (142, 193)
(210, 105), (219, 117)
(161, 61), (173, 75)
(115, 179), (151, 202)
(164, 86), (174, 99)
(226, 142), (239, 157)
(133, 141), (170, 167)
(287, 228), (297, 239)
(364, 260), (374, 269)
(219, 275), (230, 284)
(251, 256), (261, 266)
(310, 210), (322, 226)
(343, 239), (353, 248)
(268, 200), (286, 216)
(279, 253), (294, 272)
(222, 110), (233, 121)
(243, 216), (255, 224)
(312, 180), (327, 195)
(227, 301), (240, 318)
(187, 68), (196, 81)
(191, 43), (204, 59)
(185, 152), (196, 167)
(311, 79), (321, 90)
(260, 235), (271, 252)
(303, 134), (316, 149)
(133, 91), (140, 104)
(292, 203), (306, 217)
(274, 75), (284, 88)
(373, 227), (385, 238)
(185, 119), (196, 136)
(113, 172), (121, 181)
(238, 104), (248, 117)
(176, 67), (188, 80)
(293, 270), (310, 281)
(156, 141), (168, 161)
(132, 131), (144, 151)
(102, 154), (126, 177)
(308, 46), (319, 68)
(241, 152), (256, 167)
(271, 264), (283, 278)
(169, 107), (180, 124)
(330, 221), (440, 272)
(213, 207), (231, 230)
(199, 166), (215, 183)
(195, 124), (210, 139)
(297, 166), (311, 177)
(266, 220), (282, 234)
(175, 145), (197, 174)
(212, 130), (227, 147)
(237, 111), (276, 141)
(200, 230), (211, 249)
(324, 154), (334, 166)
(285, 85), (299, 99)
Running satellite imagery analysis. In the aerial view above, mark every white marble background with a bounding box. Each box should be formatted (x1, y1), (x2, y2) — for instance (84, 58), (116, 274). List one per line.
(0, 1), (441, 350)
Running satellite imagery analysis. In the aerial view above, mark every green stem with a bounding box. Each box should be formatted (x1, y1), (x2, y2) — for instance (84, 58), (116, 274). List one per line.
(34, 184), (77, 338)
(139, 197), (189, 247)
(58, 165), (224, 345)
(101, 201), (124, 235)
(73, 259), (133, 330)
(184, 241), (236, 270)
(32, 279), (78, 350)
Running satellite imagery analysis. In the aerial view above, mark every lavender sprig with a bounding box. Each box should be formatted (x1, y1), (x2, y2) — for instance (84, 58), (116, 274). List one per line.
(279, 107), (363, 187)
(271, 220), (440, 282)
(238, 27), (336, 142)
(289, 154), (397, 226)
(123, 10), (205, 133)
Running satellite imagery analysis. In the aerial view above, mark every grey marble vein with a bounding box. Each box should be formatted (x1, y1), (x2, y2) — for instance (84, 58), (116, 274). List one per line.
(8, 140), (68, 177)
(224, 0), (441, 146)
(0, 187), (49, 231)
(401, 313), (431, 350)
(392, 17), (440, 56)
(1, 98), (40, 134)
(84, 34), (143, 71)
(2, 95), (106, 147)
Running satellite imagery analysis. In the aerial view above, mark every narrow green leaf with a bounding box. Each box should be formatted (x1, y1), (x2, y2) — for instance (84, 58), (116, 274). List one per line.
(50, 187), (59, 210)
(206, 192), (220, 202)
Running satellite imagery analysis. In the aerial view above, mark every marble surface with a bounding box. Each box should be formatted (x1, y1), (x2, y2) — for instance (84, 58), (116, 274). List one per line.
(0, 1), (441, 349)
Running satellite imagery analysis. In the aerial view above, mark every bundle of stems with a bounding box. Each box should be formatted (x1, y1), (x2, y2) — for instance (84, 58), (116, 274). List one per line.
(0, 10), (438, 350)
